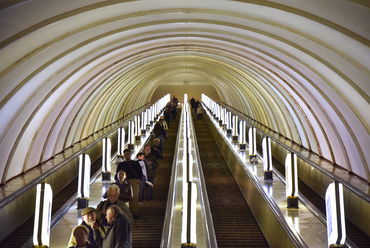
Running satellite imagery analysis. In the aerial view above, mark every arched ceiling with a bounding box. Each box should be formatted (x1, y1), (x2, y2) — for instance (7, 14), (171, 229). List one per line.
(0, 0), (369, 183)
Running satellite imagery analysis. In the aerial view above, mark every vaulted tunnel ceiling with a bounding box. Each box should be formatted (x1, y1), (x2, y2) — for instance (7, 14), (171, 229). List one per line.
(0, 0), (369, 183)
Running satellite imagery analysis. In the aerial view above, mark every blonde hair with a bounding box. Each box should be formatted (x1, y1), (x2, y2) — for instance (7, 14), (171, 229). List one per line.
(72, 225), (89, 236)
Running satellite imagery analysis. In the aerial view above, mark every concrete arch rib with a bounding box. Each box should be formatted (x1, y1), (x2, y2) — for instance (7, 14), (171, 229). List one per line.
(0, 0), (369, 183)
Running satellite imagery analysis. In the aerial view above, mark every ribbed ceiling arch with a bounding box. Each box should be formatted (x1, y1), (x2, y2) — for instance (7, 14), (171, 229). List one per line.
(0, 0), (369, 183)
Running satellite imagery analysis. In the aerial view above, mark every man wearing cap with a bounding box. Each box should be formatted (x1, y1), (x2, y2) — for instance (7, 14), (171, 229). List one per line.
(68, 207), (104, 247)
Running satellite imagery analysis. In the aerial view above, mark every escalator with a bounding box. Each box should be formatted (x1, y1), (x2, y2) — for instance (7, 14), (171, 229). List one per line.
(130, 114), (179, 247)
(0, 116), (179, 248)
(193, 115), (270, 247)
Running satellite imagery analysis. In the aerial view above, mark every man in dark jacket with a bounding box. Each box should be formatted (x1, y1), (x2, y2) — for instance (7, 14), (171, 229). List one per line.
(144, 145), (159, 201)
(115, 149), (143, 218)
(68, 207), (103, 247)
(96, 184), (133, 226)
(153, 117), (165, 148)
(151, 138), (163, 160)
(93, 205), (132, 248)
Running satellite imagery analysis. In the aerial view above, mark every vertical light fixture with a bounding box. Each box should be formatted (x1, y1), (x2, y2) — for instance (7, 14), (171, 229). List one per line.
(117, 127), (125, 156)
(135, 115), (141, 143)
(154, 103), (158, 120)
(190, 182), (197, 244)
(211, 101), (216, 119)
(154, 102), (157, 119)
(182, 97), (188, 244)
(262, 137), (273, 180)
(226, 111), (232, 136)
(181, 97), (197, 248)
(285, 152), (298, 208)
(141, 111), (147, 135)
(232, 115), (238, 142)
(150, 106), (154, 125)
(325, 182), (346, 248)
(33, 182), (52, 248)
(249, 127), (257, 163)
(146, 109), (151, 130)
(214, 103), (219, 122)
(102, 137), (111, 181)
(222, 109), (227, 130)
(77, 153), (91, 209)
(239, 120), (246, 150)
(218, 106), (223, 127)
(128, 121), (134, 150)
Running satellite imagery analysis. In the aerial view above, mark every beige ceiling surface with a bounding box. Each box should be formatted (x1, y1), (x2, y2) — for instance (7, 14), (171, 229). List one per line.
(0, 0), (369, 183)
